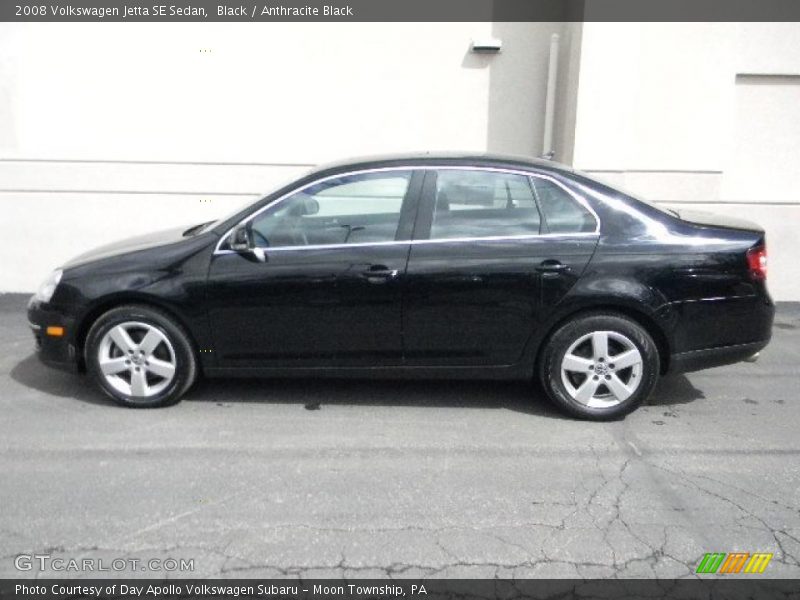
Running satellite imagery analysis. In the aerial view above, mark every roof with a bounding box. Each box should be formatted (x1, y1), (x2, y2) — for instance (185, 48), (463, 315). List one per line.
(311, 151), (575, 176)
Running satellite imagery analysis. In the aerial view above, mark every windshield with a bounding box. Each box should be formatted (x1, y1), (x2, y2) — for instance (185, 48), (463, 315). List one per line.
(190, 198), (256, 235)
(190, 168), (316, 235)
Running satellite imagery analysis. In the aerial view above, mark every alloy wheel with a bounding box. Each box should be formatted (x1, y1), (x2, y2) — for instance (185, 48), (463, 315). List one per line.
(97, 321), (177, 398)
(560, 330), (643, 408)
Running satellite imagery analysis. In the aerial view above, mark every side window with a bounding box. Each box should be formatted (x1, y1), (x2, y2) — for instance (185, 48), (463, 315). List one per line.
(430, 170), (541, 239)
(249, 171), (411, 248)
(532, 178), (597, 234)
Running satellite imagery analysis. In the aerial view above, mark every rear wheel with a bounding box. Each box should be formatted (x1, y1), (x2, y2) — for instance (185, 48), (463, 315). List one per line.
(85, 305), (198, 408)
(539, 313), (659, 420)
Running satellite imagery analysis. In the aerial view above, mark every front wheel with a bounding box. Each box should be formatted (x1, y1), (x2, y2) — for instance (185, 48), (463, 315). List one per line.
(85, 305), (198, 408)
(539, 313), (660, 420)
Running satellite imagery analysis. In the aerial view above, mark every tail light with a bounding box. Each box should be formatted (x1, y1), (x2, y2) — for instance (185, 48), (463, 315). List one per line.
(746, 244), (767, 280)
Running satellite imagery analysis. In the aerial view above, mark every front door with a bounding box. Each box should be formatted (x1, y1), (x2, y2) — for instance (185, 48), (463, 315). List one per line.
(206, 169), (422, 369)
(403, 168), (599, 366)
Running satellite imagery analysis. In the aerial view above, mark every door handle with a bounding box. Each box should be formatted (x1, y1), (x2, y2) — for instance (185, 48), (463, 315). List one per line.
(536, 260), (569, 274)
(360, 265), (399, 283)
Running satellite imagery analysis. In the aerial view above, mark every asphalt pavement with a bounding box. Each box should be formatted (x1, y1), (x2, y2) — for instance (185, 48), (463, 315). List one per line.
(1, 294), (798, 579)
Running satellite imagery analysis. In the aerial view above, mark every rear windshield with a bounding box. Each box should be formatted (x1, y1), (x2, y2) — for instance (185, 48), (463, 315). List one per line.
(572, 171), (679, 218)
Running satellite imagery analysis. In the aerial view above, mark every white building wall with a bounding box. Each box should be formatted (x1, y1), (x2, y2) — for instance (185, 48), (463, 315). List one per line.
(1, 22), (572, 291)
(3, 21), (797, 299)
(572, 22), (800, 300)
(0, 21), (533, 291)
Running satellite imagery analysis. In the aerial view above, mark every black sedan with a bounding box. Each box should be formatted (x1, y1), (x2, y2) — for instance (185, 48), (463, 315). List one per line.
(27, 153), (773, 419)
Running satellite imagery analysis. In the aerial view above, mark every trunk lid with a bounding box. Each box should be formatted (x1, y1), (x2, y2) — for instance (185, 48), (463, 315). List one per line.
(676, 209), (764, 233)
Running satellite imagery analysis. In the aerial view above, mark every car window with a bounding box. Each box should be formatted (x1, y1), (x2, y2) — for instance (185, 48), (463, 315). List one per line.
(531, 178), (597, 233)
(430, 170), (541, 239)
(249, 171), (411, 248)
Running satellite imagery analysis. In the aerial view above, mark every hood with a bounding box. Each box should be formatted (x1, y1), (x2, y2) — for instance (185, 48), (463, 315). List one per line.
(63, 225), (195, 269)
(676, 209), (763, 233)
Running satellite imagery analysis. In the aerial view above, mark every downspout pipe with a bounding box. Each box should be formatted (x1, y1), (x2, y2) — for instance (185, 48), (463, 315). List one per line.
(542, 33), (560, 160)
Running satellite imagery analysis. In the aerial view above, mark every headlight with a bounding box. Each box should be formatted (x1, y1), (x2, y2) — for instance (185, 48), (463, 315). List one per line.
(34, 269), (63, 303)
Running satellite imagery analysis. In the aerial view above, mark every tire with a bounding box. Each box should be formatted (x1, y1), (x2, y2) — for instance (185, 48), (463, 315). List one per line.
(85, 304), (198, 408)
(539, 312), (659, 420)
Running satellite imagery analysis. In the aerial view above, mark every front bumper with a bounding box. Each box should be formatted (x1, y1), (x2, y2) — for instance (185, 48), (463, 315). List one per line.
(27, 296), (80, 372)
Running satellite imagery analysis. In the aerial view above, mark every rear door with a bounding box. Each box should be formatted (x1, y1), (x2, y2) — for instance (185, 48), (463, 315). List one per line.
(402, 167), (599, 367)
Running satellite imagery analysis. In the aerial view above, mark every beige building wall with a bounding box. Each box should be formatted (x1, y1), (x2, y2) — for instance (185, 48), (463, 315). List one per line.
(572, 22), (800, 300)
(1, 22), (554, 291)
(1, 21), (798, 300)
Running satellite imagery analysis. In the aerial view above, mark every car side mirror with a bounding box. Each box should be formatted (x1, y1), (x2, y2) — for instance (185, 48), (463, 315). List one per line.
(229, 224), (265, 262)
(230, 224), (252, 252)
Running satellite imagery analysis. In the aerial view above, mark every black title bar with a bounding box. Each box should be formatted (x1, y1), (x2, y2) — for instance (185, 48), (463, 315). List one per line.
(5, 0), (800, 22)
(2, 579), (800, 600)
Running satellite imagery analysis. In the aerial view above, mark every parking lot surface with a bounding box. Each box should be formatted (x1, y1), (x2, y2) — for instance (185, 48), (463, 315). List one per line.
(1, 294), (798, 579)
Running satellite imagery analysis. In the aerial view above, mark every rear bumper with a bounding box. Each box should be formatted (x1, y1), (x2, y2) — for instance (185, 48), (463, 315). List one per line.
(27, 296), (81, 373)
(669, 339), (769, 374)
(667, 291), (774, 373)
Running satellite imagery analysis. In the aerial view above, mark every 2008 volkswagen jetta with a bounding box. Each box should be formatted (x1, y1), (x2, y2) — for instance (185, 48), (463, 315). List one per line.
(27, 154), (773, 419)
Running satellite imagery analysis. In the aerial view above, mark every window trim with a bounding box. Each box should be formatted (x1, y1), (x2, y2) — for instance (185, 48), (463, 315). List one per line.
(214, 165), (600, 255)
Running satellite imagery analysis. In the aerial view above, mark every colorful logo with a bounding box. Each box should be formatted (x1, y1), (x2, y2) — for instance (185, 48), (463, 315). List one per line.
(696, 552), (773, 574)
